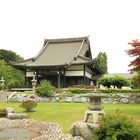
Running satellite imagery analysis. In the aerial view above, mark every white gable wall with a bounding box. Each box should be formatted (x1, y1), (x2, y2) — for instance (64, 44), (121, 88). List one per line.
(67, 65), (84, 70)
(65, 71), (83, 76)
(26, 71), (35, 77)
(65, 65), (92, 79)
(85, 71), (92, 78)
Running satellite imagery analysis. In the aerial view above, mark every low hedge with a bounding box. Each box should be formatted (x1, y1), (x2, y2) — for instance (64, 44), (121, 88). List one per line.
(98, 89), (140, 94)
(68, 88), (140, 94)
(69, 88), (95, 94)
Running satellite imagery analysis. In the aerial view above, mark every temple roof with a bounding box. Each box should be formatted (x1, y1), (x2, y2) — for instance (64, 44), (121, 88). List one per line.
(12, 36), (95, 68)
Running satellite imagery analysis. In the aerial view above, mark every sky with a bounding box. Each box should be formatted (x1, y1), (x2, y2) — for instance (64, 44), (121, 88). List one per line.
(0, 0), (140, 73)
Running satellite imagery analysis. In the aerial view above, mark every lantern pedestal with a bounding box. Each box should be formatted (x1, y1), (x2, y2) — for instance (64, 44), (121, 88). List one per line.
(82, 93), (107, 124)
(31, 77), (37, 91)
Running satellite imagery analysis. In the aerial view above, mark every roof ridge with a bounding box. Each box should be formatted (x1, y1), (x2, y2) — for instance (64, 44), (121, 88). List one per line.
(74, 39), (85, 60)
(44, 36), (89, 43)
(33, 41), (49, 61)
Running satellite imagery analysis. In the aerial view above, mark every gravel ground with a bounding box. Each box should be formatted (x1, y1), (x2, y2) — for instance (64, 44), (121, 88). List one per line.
(0, 118), (83, 140)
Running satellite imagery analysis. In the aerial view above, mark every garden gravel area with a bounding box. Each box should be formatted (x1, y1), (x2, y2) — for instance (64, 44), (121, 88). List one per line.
(0, 118), (83, 140)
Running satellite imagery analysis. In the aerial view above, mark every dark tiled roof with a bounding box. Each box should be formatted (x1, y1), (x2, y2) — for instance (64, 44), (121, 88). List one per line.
(13, 36), (95, 68)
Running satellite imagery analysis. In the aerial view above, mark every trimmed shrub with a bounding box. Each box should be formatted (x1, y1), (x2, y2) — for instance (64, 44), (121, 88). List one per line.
(113, 76), (130, 89)
(98, 77), (114, 88)
(36, 80), (54, 97)
(97, 76), (130, 89)
(20, 100), (37, 112)
(96, 110), (140, 140)
(0, 108), (7, 117)
(69, 88), (95, 94)
(69, 88), (88, 94)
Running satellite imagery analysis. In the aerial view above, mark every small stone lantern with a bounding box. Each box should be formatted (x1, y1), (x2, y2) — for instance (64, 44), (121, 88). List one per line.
(82, 93), (108, 124)
(31, 76), (37, 91)
(0, 77), (5, 86)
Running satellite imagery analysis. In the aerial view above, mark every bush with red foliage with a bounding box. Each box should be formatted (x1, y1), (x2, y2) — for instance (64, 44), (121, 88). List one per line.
(127, 40), (140, 82)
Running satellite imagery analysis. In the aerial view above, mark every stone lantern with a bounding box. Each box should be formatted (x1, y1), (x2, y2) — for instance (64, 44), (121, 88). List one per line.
(0, 77), (5, 86)
(82, 93), (108, 124)
(31, 76), (37, 91)
(71, 93), (108, 139)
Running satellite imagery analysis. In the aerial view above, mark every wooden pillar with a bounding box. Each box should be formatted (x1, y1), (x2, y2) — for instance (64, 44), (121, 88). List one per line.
(26, 77), (30, 88)
(83, 66), (86, 85)
(36, 70), (38, 85)
(24, 69), (27, 87)
(57, 69), (61, 88)
(63, 69), (66, 88)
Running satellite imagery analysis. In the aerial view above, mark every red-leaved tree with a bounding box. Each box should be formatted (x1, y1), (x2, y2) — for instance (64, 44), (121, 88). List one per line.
(127, 40), (140, 81)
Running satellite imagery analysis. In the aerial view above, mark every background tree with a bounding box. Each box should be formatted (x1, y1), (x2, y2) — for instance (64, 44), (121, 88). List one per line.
(0, 49), (23, 62)
(126, 40), (140, 82)
(0, 60), (25, 88)
(94, 52), (108, 74)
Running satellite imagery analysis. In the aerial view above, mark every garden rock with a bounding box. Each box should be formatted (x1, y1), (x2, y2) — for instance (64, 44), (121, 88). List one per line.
(6, 107), (15, 113)
(74, 97), (87, 103)
(65, 97), (73, 102)
(120, 98), (129, 104)
(71, 121), (98, 140)
(119, 94), (130, 98)
(55, 97), (60, 101)
(7, 113), (27, 119)
(51, 98), (57, 102)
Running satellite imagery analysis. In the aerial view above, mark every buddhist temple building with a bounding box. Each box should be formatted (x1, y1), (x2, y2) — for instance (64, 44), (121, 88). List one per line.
(12, 36), (96, 88)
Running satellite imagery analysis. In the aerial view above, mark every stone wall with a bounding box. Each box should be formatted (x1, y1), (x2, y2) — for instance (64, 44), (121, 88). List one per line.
(9, 93), (140, 104)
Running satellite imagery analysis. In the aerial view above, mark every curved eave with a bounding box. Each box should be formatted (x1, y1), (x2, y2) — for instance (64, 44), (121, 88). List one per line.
(12, 60), (95, 70)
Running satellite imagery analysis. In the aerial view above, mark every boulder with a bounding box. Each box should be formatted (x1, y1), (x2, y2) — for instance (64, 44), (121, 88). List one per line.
(71, 121), (98, 140)
(6, 107), (15, 113)
(120, 98), (129, 104)
(73, 97), (87, 103)
(7, 113), (27, 119)
(65, 97), (73, 102)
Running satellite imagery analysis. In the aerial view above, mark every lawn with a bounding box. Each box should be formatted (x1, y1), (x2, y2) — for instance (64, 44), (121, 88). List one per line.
(0, 102), (140, 133)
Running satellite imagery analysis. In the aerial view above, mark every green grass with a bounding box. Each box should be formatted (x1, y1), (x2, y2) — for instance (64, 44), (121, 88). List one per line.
(0, 102), (140, 133)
